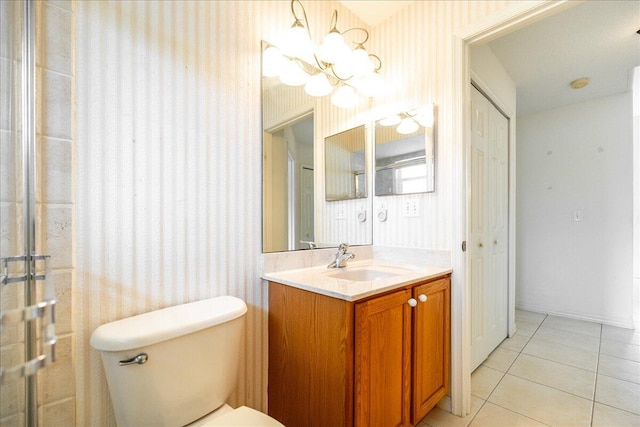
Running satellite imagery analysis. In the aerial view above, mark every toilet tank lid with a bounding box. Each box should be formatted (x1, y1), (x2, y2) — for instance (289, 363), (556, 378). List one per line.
(90, 296), (247, 351)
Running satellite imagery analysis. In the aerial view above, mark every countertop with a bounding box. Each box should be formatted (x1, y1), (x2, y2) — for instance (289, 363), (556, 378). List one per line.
(262, 259), (452, 302)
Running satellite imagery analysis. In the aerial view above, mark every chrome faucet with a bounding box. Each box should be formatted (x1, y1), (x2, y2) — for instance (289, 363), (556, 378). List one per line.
(327, 243), (355, 268)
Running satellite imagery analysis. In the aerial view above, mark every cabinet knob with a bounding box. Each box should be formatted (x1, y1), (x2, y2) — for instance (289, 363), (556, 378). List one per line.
(418, 294), (427, 303)
(408, 298), (418, 307)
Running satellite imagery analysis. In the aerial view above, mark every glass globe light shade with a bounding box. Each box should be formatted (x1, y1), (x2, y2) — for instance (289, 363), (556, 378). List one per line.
(351, 47), (374, 76)
(331, 58), (352, 80)
(331, 85), (358, 109)
(316, 31), (350, 65)
(279, 59), (309, 86)
(304, 73), (333, 97)
(397, 117), (420, 135)
(280, 22), (312, 58)
(379, 115), (402, 126)
(262, 46), (285, 77)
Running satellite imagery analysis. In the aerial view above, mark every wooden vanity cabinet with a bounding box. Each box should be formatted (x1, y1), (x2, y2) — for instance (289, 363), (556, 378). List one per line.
(268, 274), (450, 427)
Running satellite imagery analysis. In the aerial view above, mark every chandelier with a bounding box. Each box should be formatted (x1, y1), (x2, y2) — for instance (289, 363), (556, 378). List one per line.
(262, 0), (384, 108)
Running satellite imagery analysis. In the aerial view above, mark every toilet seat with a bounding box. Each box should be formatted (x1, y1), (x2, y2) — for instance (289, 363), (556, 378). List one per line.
(202, 406), (284, 427)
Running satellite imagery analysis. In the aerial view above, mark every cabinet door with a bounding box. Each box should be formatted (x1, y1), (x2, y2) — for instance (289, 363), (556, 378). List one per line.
(355, 289), (412, 427)
(412, 278), (451, 423)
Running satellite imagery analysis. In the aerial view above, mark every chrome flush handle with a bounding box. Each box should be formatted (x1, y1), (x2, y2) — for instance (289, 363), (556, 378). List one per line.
(118, 353), (148, 366)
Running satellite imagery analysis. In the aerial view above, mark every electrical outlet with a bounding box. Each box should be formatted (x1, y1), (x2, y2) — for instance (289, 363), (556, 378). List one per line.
(335, 204), (346, 220)
(402, 198), (419, 217)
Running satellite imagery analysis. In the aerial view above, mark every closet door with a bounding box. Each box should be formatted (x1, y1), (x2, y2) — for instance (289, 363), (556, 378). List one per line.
(470, 85), (509, 370)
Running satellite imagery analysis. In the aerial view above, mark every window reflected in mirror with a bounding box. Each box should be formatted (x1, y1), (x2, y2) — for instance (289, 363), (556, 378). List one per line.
(325, 125), (367, 201)
(375, 106), (435, 196)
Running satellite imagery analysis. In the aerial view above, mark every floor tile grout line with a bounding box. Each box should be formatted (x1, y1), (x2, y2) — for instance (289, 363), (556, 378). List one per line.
(481, 400), (554, 426)
(516, 350), (598, 374)
(464, 398), (488, 427)
(498, 371), (595, 403)
(597, 371), (640, 386)
(481, 314), (544, 404)
(590, 323), (603, 427)
(533, 323), (602, 340)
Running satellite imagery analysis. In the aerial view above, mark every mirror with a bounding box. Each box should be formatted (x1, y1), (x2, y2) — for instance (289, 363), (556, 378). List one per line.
(374, 106), (435, 196)
(324, 125), (367, 201)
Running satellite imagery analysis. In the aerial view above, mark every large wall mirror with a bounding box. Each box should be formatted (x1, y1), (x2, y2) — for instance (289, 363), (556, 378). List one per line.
(374, 105), (435, 196)
(325, 125), (367, 201)
(261, 38), (376, 253)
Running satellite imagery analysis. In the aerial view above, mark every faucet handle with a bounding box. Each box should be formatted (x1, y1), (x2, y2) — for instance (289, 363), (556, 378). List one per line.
(338, 243), (349, 253)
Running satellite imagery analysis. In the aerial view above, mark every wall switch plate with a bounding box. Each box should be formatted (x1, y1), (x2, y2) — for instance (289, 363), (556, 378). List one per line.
(335, 204), (346, 220)
(402, 198), (420, 217)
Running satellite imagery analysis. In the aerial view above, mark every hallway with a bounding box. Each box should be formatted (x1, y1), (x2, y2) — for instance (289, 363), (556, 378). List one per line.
(421, 307), (640, 426)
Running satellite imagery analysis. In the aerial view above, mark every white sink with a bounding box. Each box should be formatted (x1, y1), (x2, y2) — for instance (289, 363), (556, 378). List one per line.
(328, 267), (408, 282)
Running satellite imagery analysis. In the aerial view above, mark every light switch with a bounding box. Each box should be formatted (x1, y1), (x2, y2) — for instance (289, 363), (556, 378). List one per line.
(336, 205), (346, 220)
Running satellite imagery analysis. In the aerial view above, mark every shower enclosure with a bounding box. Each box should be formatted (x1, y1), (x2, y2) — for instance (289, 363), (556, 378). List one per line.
(1, 1), (59, 426)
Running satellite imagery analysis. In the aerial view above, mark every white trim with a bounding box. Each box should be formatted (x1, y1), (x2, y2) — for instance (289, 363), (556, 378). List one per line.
(516, 303), (635, 329)
(450, 0), (575, 416)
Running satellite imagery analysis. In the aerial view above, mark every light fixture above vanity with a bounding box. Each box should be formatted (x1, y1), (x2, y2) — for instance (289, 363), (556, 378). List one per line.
(262, 0), (384, 108)
(378, 104), (435, 135)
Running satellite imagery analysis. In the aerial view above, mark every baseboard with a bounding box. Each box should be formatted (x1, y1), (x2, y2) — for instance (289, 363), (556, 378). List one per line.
(515, 302), (635, 330)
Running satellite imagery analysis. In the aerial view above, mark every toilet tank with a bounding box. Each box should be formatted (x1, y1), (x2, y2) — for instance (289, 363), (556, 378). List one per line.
(91, 296), (247, 427)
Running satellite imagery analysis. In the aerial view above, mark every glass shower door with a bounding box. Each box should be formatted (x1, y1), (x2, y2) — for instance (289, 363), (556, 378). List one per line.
(1, 1), (57, 426)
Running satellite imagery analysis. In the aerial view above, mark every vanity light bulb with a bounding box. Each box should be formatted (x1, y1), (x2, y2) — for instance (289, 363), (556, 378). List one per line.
(262, 46), (285, 77)
(317, 31), (350, 65)
(331, 85), (358, 109)
(280, 59), (309, 86)
(397, 117), (419, 135)
(305, 73), (333, 97)
(351, 47), (374, 76)
(280, 23), (312, 58)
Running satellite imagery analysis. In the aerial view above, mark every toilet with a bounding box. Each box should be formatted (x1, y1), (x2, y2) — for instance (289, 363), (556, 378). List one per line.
(90, 296), (283, 427)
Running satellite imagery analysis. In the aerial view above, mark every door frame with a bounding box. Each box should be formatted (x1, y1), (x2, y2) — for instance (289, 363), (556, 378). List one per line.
(450, 0), (576, 416)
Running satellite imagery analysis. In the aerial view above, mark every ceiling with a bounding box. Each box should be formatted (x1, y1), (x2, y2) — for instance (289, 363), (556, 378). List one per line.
(486, 0), (640, 116)
(340, 1), (640, 117)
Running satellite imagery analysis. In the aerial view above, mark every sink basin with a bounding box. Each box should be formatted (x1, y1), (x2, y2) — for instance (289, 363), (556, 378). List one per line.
(328, 267), (407, 282)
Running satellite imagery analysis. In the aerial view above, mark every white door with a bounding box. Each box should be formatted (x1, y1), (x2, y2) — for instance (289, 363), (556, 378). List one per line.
(470, 85), (509, 370)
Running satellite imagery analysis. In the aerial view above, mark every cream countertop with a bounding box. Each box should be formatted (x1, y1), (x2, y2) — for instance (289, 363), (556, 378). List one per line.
(262, 259), (452, 302)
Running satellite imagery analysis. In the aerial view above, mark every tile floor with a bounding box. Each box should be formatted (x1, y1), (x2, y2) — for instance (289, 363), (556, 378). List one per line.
(419, 307), (640, 427)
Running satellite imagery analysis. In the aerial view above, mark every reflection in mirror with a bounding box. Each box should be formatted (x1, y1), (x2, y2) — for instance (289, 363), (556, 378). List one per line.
(263, 113), (315, 253)
(325, 125), (367, 201)
(375, 106), (435, 196)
